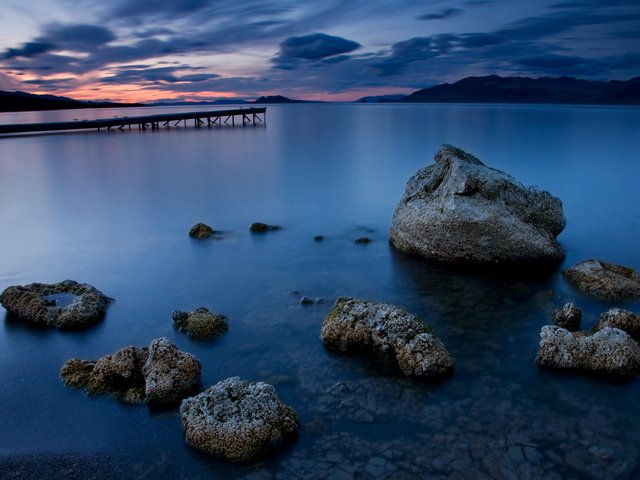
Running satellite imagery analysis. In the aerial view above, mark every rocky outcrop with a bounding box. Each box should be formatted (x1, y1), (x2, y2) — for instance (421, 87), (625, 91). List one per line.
(250, 222), (282, 233)
(553, 303), (582, 331)
(596, 308), (640, 340)
(172, 307), (228, 339)
(320, 297), (453, 377)
(389, 145), (566, 265)
(563, 260), (640, 300)
(61, 337), (200, 404)
(189, 223), (215, 239)
(180, 377), (299, 462)
(535, 326), (640, 377)
(0, 280), (110, 329)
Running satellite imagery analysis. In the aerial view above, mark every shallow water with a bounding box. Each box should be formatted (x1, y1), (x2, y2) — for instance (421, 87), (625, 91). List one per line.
(1, 103), (640, 479)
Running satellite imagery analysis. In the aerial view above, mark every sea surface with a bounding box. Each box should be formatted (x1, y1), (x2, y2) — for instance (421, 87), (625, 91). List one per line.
(0, 103), (639, 479)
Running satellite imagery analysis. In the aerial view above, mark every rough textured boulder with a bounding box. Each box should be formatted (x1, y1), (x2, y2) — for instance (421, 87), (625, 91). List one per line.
(143, 338), (202, 404)
(61, 337), (200, 404)
(320, 297), (453, 377)
(189, 223), (215, 239)
(553, 302), (582, 331)
(596, 308), (640, 340)
(180, 377), (299, 462)
(389, 145), (566, 265)
(535, 326), (640, 377)
(0, 280), (110, 329)
(172, 307), (228, 339)
(564, 259), (640, 300)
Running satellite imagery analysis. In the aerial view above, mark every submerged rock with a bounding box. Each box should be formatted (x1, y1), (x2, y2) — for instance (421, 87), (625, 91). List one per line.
(354, 237), (372, 244)
(553, 303), (582, 331)
(535, 326), (640, 377)
(0, 280), (110, 329)
(389, 145), (566, 266)
(180, 377), (299, 462)
(172, 307), (228, 339)
(320, 297), (453, 377)
(596, 308), (640, 340)
(250, 222), (282, 233)
(60, 337), (200, 405)
(189, 223), (215, 239)
(563, 259), (640, 300)
(314, 235), (324, 241)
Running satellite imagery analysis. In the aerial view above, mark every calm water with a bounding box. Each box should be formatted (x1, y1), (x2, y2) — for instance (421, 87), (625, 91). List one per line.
(1, 104), (639, 479)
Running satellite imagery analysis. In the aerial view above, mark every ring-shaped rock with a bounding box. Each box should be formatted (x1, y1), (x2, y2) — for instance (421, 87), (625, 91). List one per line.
(0, 280), (111, 329)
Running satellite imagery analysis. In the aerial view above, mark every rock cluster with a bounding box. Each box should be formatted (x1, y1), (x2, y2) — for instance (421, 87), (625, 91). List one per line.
(596, 308), (640, 340)
(564, 259), (640, 300)
(0, 280), (110, 329)
(172, 307), (228, 339)
(389, 145), (566, 265)
(320, 297), (453, 377)
(180, 376), (299, 462)
(535, 326), (640, 377)
(61, 338), (200, 404)
(188, 223), (215, 239)
(553, 302), (582, 331)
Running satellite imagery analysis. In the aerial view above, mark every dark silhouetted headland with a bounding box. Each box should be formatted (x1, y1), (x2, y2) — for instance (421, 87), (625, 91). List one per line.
(0, 90), (142, 112)
(399, 76), (640, 105)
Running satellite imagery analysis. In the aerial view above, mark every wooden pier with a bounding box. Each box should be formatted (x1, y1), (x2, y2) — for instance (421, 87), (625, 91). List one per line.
(0, 107), (266, 135)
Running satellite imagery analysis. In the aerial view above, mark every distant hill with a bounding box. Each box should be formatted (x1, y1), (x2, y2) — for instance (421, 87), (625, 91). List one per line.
(399, 76), (640, 105)
(252, 95), (306, 104)
(356, 94), (406, 103)
(0, 90), (142, 112)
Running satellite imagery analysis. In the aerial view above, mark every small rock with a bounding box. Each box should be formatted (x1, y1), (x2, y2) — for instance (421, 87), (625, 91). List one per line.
(553, 303), (582, 331)
(535, 326), (640, 377)
(189, 223), (214, 239)
(563, 259), (640, 300)
(172, 307), (228, 339)
(0, 280), (110, 329)
(180, 377), (299, 462)
(250, 222), (282, 233)
(596, 308), (640, 340)
(320, 297), (454, 377)
(314, 235), (324, 241)
(354, 237), (371, 244)
(300, 296), (314, 305)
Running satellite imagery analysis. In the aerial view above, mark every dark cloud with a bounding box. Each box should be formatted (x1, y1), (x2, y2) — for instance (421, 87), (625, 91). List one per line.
(272, 33), (360, 69)
(99, 65), (219, 85)
(4, 41), (55, 59)
(418, 8), (462, 21)
(42, 24), (116, 49)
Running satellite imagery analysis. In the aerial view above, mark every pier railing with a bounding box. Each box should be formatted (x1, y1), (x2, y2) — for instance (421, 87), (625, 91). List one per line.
(0, 107), (266, 135)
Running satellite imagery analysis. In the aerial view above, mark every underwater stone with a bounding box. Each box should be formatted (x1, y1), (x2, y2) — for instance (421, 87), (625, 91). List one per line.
(250, 222), (282, 232)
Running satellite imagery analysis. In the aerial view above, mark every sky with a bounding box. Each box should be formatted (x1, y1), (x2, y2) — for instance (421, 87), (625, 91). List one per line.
(0, 0), (639, 102)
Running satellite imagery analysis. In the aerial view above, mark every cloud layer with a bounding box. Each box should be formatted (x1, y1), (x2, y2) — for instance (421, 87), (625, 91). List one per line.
(0, 0), (638, 101)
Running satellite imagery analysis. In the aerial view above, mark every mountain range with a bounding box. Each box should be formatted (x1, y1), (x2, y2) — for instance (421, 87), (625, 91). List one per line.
(1, 76), (639, 112)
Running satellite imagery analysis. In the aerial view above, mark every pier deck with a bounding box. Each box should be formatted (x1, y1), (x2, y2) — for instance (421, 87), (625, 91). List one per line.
(0, 107), (266, 135)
